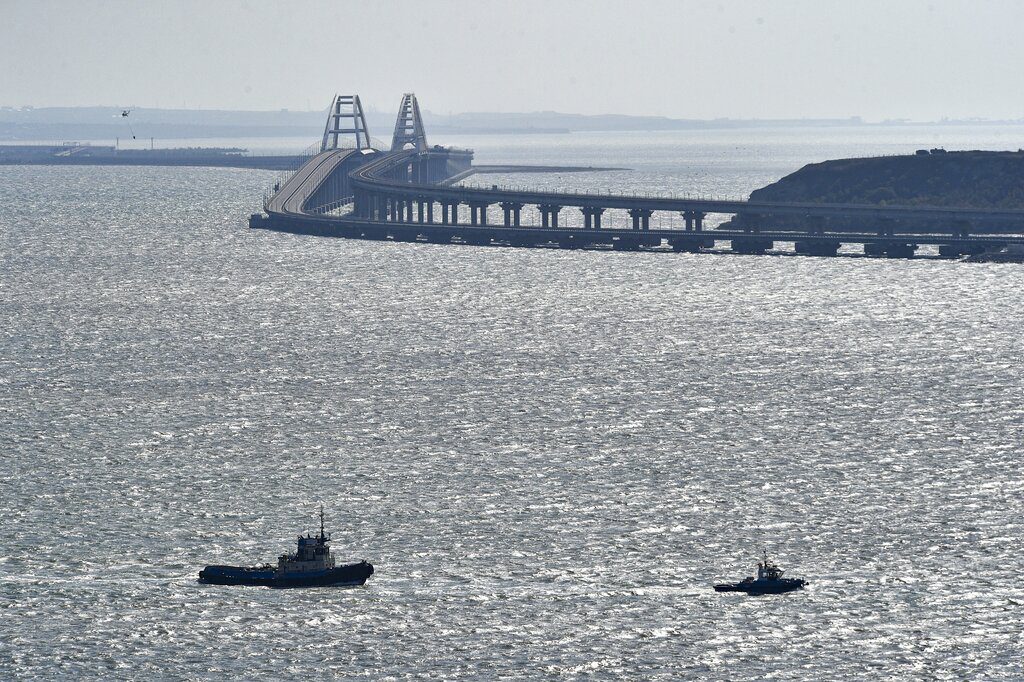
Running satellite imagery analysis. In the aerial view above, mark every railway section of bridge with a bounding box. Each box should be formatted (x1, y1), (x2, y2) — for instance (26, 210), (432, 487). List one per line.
(256, 93), (1024, 259)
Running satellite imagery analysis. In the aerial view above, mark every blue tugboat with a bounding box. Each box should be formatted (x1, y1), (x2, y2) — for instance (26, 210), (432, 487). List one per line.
(199, 507), (373, 588)
(714, 550), (806, 595)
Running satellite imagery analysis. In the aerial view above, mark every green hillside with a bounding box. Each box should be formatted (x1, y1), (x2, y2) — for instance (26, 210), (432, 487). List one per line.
(751, 150), (1024, 208)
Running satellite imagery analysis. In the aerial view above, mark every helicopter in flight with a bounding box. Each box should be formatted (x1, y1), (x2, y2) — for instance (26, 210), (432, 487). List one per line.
(118, 109), (136, 139)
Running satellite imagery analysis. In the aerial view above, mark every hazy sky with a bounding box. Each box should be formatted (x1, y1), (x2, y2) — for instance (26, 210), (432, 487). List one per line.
(2, 0), (1022, 121)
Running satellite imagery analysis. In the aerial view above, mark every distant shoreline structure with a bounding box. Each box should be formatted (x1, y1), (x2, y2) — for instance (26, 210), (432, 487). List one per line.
(0, 143), (303, 170)
(4, 106), (1024, 142)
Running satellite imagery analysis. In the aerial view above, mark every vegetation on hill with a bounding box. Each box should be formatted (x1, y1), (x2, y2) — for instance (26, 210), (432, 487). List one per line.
(749, 150), (1024, 209)
(727, 150), (1024, 233)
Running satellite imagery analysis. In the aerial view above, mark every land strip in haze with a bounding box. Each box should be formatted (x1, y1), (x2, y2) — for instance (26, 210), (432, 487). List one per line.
(4, 106), (1023, 142)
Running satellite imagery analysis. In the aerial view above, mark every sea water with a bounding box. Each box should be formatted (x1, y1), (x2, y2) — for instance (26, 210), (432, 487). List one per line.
(1, 126), (1022, 679)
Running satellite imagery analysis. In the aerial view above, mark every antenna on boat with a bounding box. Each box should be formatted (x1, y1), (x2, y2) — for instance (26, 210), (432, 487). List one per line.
(319, 504), (325, 540)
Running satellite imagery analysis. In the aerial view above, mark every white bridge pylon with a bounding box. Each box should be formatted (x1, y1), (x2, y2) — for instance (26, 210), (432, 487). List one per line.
(321, 94), (372, 152)
(391, 93), (428, 152)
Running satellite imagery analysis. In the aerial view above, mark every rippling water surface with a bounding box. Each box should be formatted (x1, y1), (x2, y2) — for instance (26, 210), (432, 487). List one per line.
(2, 128), (1023, 679)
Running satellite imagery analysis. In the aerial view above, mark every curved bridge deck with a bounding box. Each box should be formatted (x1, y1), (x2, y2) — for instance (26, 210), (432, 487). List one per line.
(265, 148), (367, 216)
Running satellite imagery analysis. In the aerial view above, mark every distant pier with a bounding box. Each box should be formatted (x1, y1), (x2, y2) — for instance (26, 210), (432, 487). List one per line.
(0, 143), (304, 171)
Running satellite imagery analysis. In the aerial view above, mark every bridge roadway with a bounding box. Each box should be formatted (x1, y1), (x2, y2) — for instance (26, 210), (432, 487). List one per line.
(265, 148), (364, 215)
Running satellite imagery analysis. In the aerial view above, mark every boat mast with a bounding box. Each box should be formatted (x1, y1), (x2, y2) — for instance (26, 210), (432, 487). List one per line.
(319, 504), (325, 540)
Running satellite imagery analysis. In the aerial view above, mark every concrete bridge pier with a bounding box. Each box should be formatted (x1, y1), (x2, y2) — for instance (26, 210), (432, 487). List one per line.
(370, 194), (382, 220)
(669, 235), (714, 252)
(628, 208), (653, 230)
(435, 157), (451, 182)
(469, 202), (489, 226)
(539, 204), (561, 228)
(864, 241), (917, 258)
(794, 239), (841, 256)
(439, 202), (458, 225)
(581, 206), (605, 229)
(731, 237), (774, 255)
(500, 201), (524, 227)
(416, 157), (443, 184)
(682, 210), (706, 231)
(938, 240), (990, 258)
(886, 243), (917, 258)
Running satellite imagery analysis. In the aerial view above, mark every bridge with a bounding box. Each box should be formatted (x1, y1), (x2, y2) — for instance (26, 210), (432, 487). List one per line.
(252, 93), (1024, 259)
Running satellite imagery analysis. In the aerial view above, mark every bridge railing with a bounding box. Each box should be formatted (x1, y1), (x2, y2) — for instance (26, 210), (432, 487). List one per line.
(305, 197), (354, 216)
(297, 164), (338, 207)
(455, 179), (750, 204)
(261, 138), (393, 212)
(260, 140), (326, 210)
(324, 136), (390, 153)
(262, 141), (312, 190)
(451, 177), (1024, 217)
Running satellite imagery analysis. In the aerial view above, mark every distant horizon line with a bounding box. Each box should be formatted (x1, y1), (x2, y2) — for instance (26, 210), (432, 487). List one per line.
(2, 104), (1024, 127)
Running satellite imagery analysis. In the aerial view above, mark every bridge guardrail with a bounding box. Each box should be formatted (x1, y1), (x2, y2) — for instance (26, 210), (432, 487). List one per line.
(260, 140), (323, 209)
(305, 197), (354, 215)
(458, 180), (750, 203)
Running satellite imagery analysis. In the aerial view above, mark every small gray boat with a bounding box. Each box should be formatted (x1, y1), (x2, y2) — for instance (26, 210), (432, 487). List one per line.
(714, 550), (806, 595)
(199, 507), (373, 588)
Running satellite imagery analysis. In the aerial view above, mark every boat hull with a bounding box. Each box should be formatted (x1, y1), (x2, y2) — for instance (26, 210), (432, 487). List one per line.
(199, 561), (374, 588)
(714, 578), (806, 595)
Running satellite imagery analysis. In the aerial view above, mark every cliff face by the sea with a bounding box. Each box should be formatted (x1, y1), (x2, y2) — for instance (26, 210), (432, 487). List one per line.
(731, 150), (1024, 232)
